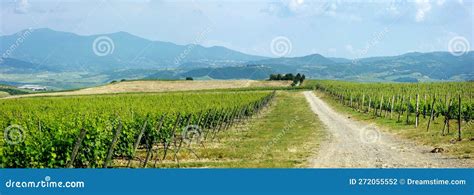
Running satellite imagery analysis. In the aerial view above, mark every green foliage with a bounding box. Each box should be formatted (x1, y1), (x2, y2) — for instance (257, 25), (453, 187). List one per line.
(269, 73), (306, 86)
(0, 91), (274, 168)
(0, 88), (30, 95)
(313, 80), (473, 122)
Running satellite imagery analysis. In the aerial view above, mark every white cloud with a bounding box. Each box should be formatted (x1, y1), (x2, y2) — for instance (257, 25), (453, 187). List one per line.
(436, 0), (446, 6)
(386, 3), (400, 16)
(262, 0), (333, 17)
(288, 0), (305, 12)
(415, 0), (432, 22)
(15, 0), (30, 14)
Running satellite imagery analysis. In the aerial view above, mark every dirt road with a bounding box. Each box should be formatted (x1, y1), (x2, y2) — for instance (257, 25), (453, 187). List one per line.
(303, 91), (473, 168)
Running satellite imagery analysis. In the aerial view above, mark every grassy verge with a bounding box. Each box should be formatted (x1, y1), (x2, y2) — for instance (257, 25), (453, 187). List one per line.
(126, 91), (326, 168)
(0, 91), (9, 98)
(314, 91), (473, 159)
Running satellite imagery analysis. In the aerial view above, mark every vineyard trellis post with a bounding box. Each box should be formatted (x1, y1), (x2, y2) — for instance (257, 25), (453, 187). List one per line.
(66, 128), (87, 168)
(212, 110), (227, 141)
(442, 98), (453, 136)
(415, 94), (419, 128)
(162, 113), (181, 161)
(143, 115), (166, 168)
(368, 96), (371, 114)
(423, 94), (427, 118)
(203, 109), (216, 140)
(127, 119), (148, 167)
(173, 114), (192, 166)
(350, 94), (353, 108)
(406, 95), (411, 124)
(427, 94), (436, 132)
(152, 115), (166, 167)
(104, 119), (123, 168)
(458, 94), (462, 141)
(398, 95), (404, 122)
(390, 95), (395, 119)
(378, 95), (383, 117)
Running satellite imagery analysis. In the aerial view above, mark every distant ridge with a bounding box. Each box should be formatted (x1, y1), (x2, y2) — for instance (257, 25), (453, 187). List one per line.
(0, 28), (472, 89)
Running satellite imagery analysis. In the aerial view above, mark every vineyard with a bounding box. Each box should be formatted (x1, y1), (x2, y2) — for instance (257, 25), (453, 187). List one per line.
(313, 80), (474, 142)
(0, 91), (275, 168)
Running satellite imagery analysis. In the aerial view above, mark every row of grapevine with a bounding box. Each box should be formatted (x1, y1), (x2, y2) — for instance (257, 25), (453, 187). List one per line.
(0, 91), (275, 168)
(313, 81), (473, 139)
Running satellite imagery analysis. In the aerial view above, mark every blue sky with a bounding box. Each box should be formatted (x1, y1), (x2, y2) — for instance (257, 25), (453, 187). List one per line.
(1, 0), (472, 58)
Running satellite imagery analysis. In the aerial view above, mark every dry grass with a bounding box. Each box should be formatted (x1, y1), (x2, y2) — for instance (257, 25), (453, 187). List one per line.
(114, 91), (326, 168)
(6, 80), (291, 98)
(0, 91), (9, 98)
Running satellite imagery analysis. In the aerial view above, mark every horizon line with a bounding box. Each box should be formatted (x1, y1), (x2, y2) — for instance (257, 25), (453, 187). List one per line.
(2, 27), (472, 60)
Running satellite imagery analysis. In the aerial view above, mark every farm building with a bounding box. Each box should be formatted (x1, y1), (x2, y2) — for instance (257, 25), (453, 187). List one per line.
(18, 85), (47, 91)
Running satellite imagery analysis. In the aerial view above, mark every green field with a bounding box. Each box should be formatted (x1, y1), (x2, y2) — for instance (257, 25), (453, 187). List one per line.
(1, 91), (274, 168)
(2, 79), (473, 168)
(138, 91), (326, 168)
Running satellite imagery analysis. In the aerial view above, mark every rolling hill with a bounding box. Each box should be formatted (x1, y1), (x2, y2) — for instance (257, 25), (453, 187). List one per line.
(0, 28), (472, 89)
(0, 28), (266, 71)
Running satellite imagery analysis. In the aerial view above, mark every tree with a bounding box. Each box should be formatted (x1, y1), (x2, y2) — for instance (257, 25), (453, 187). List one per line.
(300, 74), (306, 84)
(186, 77), (194, 80)
(269, 74), (277, 80)
(294, 73), (302, 83)
(285, 73), (294, 81)
(276, 74), (283, 80)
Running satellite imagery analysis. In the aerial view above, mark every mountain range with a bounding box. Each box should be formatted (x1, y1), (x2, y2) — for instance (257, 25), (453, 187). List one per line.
(0, 28), (473, 89)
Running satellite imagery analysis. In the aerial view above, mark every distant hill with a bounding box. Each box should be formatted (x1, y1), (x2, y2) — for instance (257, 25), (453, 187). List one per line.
(249, 54), (335, 66)
(327, 57), (352, 63)
(181, 65), (272, 80)
(0, 83), (30, 95)
(0, 58), (53, 73)
(244, 51), (473, 82)
(0, 28), (472, 89)
(345, 51), (474, 81)
(0, 28), (266, 71)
